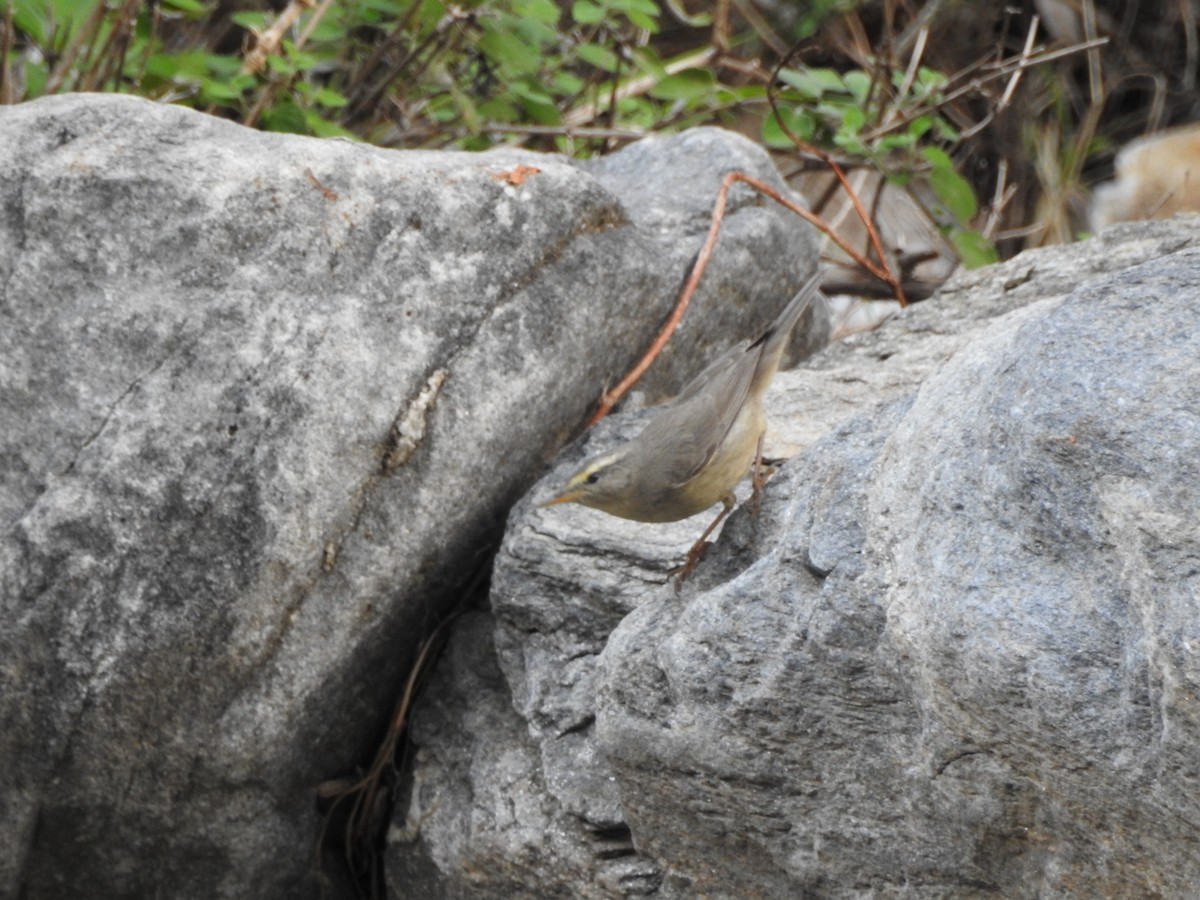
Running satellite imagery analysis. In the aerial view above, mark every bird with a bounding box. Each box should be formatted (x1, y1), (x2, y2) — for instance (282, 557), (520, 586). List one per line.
(543, 270), (822, 580)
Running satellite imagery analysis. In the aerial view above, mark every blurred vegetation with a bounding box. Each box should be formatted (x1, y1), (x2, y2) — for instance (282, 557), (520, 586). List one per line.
(3, 0), (1199, 290)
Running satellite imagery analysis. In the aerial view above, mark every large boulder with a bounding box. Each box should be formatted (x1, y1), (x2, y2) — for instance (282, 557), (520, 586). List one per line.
(392, 218), (1200, 897)
(0, 93), (817, 899)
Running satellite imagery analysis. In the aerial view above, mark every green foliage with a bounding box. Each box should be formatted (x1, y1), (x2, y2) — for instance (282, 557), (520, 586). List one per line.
(1, 0), (758, 148)
(950, 227), (1000, 269)
(769, 60), (994, 266)
(1, 0), (995, 267)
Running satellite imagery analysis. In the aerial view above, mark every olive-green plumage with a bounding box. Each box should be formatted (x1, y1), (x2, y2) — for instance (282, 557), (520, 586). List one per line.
(545, 272), (821, 523)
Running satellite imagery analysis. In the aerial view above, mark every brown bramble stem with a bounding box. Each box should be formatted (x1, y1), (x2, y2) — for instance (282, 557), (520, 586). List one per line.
(586, 169), (898, 426)
(766, 46), (907, 308)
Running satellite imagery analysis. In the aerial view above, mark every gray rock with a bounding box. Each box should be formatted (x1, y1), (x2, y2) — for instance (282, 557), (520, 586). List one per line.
(388, 611), (662, 900)
(396, 220), (1200, 897)
(0, 93), (816, 899)
(769, 215), (1200, 458)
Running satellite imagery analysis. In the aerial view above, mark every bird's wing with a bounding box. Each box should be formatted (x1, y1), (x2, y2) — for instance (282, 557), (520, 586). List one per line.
(634, 272), (821, 491)
(636, 336), (766, 488)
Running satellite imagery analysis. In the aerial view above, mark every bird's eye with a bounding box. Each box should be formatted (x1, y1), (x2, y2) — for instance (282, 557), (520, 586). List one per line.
(585, 471), (601, 485)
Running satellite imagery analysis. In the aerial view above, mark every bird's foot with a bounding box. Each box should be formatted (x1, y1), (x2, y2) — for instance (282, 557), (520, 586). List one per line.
(670, 538), (712, 590)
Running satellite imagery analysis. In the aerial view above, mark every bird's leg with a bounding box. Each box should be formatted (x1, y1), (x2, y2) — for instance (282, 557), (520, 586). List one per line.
(672, 493), (735, 588)
(746, 432), (768, 515)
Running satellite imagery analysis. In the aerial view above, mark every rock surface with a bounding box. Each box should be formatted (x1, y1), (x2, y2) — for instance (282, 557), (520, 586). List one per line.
(392, 218), (1200, 897)
(0, 94), (817, 899)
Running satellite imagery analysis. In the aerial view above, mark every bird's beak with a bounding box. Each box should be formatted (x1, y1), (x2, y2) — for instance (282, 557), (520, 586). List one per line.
(541, 488), (583, 508)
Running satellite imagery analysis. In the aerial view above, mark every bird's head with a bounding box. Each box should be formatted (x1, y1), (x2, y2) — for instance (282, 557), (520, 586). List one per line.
(541, 450), (639, 518)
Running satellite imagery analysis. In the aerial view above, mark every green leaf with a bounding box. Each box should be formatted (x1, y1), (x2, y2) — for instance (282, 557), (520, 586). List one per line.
(575, 42), (619, 72)
(616, 93), (656, 125)
(261, 100), (309, 134)
(629, 45), (666, 79)
(230, 10), (269, 29)
(833, 126), (866, 155)
(357, 0), (409, 14)
(914, 66), (948, 91)
(906, 115), (933, 139)
(134, 7), (154, 41)
(313, 86), (348, 108)
(718, 83), (765, 102)
(553, 70), (585, 95)
(515, 0), (560, 25)
(458, 134), (496, 151)
(951, 229), (998, 268)
(266, 54), (297, 76)
(304, 110), (359, 139)
(922, 145), (952, 168)
(22, 60), (49, 97)
(761, 106), (814, 148)
(478, 26), (539, 75)
(12, 1), (49, 45)
(161, 0), (208, 15)
(143, 53), (178, 81)
(306, 18), (346, 42)
(509, 78), (555, 105)
(425, 92), (459, 124)
(572, 0), (604, 24)
(283, 44), (319, 70)
(478, 97), (520, 122)
(778, 66), (845, 99)
(445, 77), (482, 133)
(661, 0), (711, 26)
(625, 8), (659, 31)
(203, 53), (243, 77)
(924, 146), (977, 222)
(842, 69), (871, 103)
(933, 117), (959, 141)
(508, 12), (558, 46)
(648, 68), (714, 102)
(199, 77), (244, 101)
(617, 0), (660, 16)
(510, 79), (561, 124)
(833, 104), (865, 153)
(145, 50), (208, 80)
(876, 132), (916, 153)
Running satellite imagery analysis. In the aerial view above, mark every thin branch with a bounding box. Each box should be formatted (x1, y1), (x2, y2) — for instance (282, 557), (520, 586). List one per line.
(956, 17), (1037, 143)
(42, 0), (109, 93)
(729, 0), (789, 57)
(981, 158), (1013, 240)
(351, 620), (450, 844)
(343, 0), (427, 102)
(860, 36), (1110, 144)
(1182, 0), (1200, 90)
(997, 16), (1038, 112)
(895, 25), (929, 109)
(242, 0), (316, 75)
(586, 177), (735, 425)
(712, 0), (731, 55)
(1083, 0), (1103, 103)
(562, 46), (717, 129)
(315, 606), (463, 894)
(79, 0), (139, 92)
(297, 0), (337, 47)
(242, 0), (336, 128)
